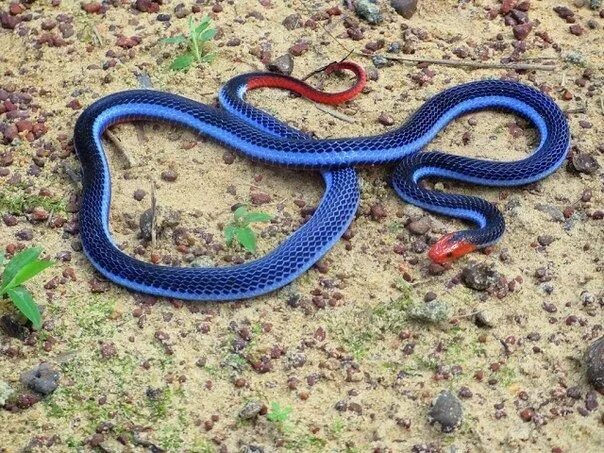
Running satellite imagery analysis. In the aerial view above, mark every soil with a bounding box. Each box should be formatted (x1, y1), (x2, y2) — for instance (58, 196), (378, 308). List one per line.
(0, 0), (603, 452)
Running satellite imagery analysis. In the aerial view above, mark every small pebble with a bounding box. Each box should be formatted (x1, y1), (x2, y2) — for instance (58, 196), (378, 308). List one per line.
(20, 363), (60, 396)
(238, 400), (264, 420)
(161, 170), (178, 182)
(428, 390), (463, 433)
(571, 153), (600, 174)
(355, 0), (383, 24)
(586, 336), (604, 391)
(267, 54), (293, 75)
(461, 263), (499, 291)
(391, 0), (418, 19)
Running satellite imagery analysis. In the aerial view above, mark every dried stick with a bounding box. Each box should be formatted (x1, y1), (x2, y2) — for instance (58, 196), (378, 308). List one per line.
(105, 129), (136, 168)
(314, 104), (356, 123)
(356, 53), (557, 72)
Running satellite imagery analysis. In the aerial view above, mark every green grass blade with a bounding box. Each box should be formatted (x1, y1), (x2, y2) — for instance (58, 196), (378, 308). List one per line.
(244, 212), (272, 224)
(169, 53), (195, 71)
(7, 286), (42, 329)
(235, 227), (256, 252)
(4, 259), (53, 291)
(2, 247), (42, 289)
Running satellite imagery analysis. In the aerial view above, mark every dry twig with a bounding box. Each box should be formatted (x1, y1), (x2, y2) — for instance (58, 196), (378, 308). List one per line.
(356, 53), (557, 72)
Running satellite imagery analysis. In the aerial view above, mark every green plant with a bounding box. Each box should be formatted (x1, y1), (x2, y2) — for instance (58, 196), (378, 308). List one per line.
(161, 16), (216, 71)
(224, 205), (272, 253)
(266, 401), (293, 424)
(0, 247), (53, 330)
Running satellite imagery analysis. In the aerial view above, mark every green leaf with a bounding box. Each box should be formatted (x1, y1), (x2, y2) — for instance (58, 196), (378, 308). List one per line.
(243, 212), (272, 224)
(169, 53), (195, 71)
(7, 286), (42, 329)
(2, 247), (42, 289)
(4, 259), (53, 291)
(234, 206), (248, 221)
(161, 35), (187, 44)
(235, 227), (256, 252)
(197, 28), (216, 42)
(224, 224), (237, 245)
(194, 16), (211, 34)
(0, 252), (5, 268)
(200, 53), (216, 64)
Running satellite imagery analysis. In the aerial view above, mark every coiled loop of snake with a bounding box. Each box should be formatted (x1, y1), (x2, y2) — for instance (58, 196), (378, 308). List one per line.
(74, 62), (570, 300)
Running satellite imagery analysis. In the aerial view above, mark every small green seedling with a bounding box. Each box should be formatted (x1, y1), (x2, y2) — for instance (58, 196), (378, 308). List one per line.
(161, 16), (217, 71)
(266, 402), (293, 424)
(0, 247), (53, 330)
(224, 205), (272, 253)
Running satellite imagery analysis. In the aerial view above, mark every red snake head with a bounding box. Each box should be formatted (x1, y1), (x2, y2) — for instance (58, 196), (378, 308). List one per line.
(428, 233), (476, 264)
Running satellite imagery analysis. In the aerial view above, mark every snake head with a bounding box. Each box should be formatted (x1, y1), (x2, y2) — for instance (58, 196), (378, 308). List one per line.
(428, 233), (477, 264)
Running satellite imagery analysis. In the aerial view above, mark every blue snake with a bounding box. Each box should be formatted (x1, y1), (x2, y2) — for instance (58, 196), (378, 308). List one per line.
(73, 62), (570, 301)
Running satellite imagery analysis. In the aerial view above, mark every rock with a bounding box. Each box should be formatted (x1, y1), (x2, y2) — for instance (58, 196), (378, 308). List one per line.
(370, 203), (387, 221)
(355, 0), (383, 24)
(226, 37), (241, 47)
(239, 400), (263, 420)
(20, 363), (60, 396)
(474, 310), (495, 328)
(0, 12), (20, 30)
(406, 217), (431, 235)
(282, 13), (301, 30)
(288, 39), (309, 56)
(570, 153), (600, 174)
(81, 2), (102, 14)
(428, 390), (463, 433)
(586, 336), (604, 391)
(267, 54), (294, 75)
(134, 0), (160, 13)
(0, 314), (28, 339)
(133, 189), (146, 201)
(372, 55), (393, 68)
(461, 263), (499, 291)
(534, 204), (565, 222)
(250, 192), (271, 205)
(377, 112), (395, 126)
(537, 235), (555, 246)
(0, 381), (14, 406)
(161, 169), (178, 182)
(513, 23), (533, 40)
(554, 6), (575, 20)
(391, 0), (418, 19)
(139, 209), (153, 241)
(407, 301), (450, 323)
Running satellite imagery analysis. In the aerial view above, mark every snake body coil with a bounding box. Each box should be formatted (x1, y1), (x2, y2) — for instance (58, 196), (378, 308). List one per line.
(74, 63), (570, 301)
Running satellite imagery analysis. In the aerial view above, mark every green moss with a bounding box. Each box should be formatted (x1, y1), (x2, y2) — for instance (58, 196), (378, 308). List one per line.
(0, 189), (66, 215)
(146, 387), (173, 419)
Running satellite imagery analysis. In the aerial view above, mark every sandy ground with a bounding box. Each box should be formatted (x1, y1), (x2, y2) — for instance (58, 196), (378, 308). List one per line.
(0, 0), (603, 452)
